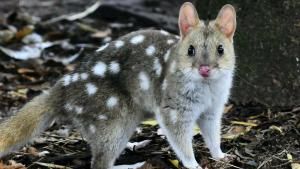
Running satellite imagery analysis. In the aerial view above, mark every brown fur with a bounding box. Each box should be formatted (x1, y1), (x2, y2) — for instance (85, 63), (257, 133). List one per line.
(0, 93), (54, 156)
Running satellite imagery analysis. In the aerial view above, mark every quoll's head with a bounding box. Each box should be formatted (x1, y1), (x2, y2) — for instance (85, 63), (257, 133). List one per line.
(174, 2), (236, 80)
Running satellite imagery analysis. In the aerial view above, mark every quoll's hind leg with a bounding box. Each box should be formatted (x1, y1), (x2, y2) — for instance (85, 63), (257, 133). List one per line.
(80, 109), (142, 169)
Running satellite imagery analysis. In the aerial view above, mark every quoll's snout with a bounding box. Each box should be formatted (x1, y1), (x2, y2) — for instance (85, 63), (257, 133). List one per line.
(199, 65), (210, 77)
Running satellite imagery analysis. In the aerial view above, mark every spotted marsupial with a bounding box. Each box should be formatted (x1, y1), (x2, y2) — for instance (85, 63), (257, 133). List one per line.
(0, 2), (237, 169)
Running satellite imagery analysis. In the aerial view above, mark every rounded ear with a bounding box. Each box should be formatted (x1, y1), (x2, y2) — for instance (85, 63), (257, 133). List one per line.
(216, 4), (236, 40)
(178, 2), (200, 39)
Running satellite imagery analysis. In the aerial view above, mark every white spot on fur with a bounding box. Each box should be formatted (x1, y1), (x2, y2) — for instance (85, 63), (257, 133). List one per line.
(80, 73), (89, 80)
(64, 103), (73, 111)
(62, 75), (71, 86)
(86, 83), (98, 95)
(167, 39), (175, 44)
(160, 30), (169, 35)
(64, 104), (83, 114)
(98, 114), (108, 120)
(130, 35), (145, 44)
(115, 40), (124, 48)
(169, 61), (177, 73)
(109, 61), (120, 74)
(93, 61), (107, 77)
(106, 96), (118, 109)
(163, 50), (170, 62)
(175, 35), (180, 39)
(162, 79), (167, 90)
(153, 57), (162, 76)
(138, 72), (150, 90)
(89, 125), (96, 133)
(74, 106), (83, 114)
(96, 43), (109, 52)
(71, 73), (79, 82)
(146, 45), (156, 56)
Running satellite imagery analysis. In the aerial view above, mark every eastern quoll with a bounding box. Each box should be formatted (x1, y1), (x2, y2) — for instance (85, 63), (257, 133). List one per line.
(0, 2), (237, 169)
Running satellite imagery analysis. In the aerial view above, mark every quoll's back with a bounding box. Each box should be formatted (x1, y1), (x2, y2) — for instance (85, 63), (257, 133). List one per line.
(49, 29), (179, 125)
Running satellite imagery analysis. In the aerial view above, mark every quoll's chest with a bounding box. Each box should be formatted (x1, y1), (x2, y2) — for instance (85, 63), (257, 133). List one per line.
(178, 80), (227, 113)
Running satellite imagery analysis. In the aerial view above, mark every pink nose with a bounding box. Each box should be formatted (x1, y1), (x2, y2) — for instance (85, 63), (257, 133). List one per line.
(199, 65), (210, 77)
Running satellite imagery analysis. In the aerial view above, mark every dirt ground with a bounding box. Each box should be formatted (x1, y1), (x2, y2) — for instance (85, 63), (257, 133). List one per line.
(0, 0), (299, 169)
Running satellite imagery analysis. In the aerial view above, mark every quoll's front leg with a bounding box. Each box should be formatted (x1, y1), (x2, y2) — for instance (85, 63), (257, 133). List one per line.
(197, 106), (225, 160)
(157, 109), (201, 169)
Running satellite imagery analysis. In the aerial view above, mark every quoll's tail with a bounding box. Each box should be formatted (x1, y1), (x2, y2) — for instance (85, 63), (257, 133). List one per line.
(0, 93), (54, 157)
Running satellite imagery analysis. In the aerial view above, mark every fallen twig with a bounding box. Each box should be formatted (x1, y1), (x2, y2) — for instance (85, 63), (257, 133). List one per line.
(42, 1), (102, 25)
(34, 162), (72, 169)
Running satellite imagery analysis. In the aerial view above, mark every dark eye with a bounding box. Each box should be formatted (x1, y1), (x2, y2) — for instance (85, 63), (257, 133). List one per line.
(188, 45), (195, 57)
(217, 45), (224, 55)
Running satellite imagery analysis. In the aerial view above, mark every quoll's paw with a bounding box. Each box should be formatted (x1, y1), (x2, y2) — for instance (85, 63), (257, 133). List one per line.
(220, 153), (236, 162)
(182, 165), (202, 169)
(213, 153), (236, 163)
(211, 154), (236, 169)
(212, 151), (225, 160)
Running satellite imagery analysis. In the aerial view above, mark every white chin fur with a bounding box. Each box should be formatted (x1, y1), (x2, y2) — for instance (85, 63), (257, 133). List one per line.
(182, 68), (201, 81)
(182, 67), (233, 81)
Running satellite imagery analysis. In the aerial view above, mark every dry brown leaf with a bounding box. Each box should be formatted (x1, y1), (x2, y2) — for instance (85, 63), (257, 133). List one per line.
(34, 162), (71, 169)
(91, 28), (112, 38)
(269, 125), (284, 135)
(222, 125), (248, 140)
(17, 68), (35, 74)
(26, 146), (39, 156)
(223, 104), (233, 114)
(230, 121), (258, 127)
(0, 160), (26, 169)
(0, 30), (15, 44)
(15, 25), (34, 40)
(8, 91), (27, 100)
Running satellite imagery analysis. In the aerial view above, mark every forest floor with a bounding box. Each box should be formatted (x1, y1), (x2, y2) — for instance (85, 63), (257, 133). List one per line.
(0, 0), (299, 169)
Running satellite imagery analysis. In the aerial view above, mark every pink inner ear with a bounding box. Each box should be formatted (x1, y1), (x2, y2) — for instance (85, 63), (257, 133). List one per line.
(220, 17), (234, 35)
(217, 5), (236, 38)
(181, 20), (191, 34)
(178, 3), (199, 38)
